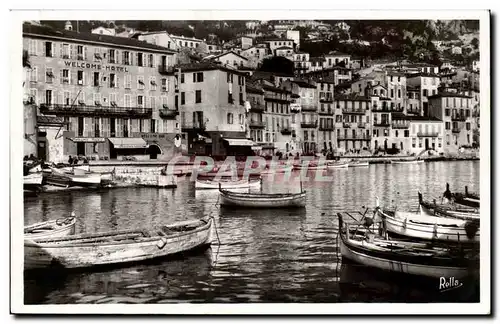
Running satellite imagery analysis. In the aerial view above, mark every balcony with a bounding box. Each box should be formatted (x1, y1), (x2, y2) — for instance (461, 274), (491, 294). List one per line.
(357, 122), (366, 128)
(301, 121), (318, 128)
(159, 109), (179, 119)
(392, 121), (410, 129)
(158, 65), (174, 75)
(319, 97), (334, 103)
(417, 132), (439, 137)
(373, 121), (391, 127)
(318, 109), (334, 116)
(451, 115), (467, 122)
(319, 124), (335, 131)
(280, 128), (292, 135)
(181, 120), (206, 131)
(301, 104), (317, 112)
(249, 103), (265, 112)
(452, 128), (461, 133)
(249, 120), (266, 128)
(337, 133), (372, 140)
(264, 95), (291, 104)
(372, 105), (401, 112)
(342, 108), (366, 115)
(39, 103), (152, 118)
(343, 122), (351, 128)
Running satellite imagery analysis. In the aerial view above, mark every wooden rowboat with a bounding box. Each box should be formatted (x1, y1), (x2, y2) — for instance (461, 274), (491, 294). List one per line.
(337, 212), (478, 279)
(219, 189), (306, 208)
(418, 192), (479, 221)
(24, 216), (215, 270)
(50, 167), (102, 187)
(327, 162), (349, 169)
(377, 208), (479, 243)
(347, 161), (369, 168)
(24, 172), (43, 190)
(25, 215), (76, 241)
(391, 159), (424, 164)
(293, 163), (329, 171)
(195, 178), (261, 190)
(261, 164), (294, 174)
(452, 186), (480, 208)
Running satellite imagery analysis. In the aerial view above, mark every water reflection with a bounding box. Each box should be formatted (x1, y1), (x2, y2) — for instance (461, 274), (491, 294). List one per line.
(23, 161), (480, 303)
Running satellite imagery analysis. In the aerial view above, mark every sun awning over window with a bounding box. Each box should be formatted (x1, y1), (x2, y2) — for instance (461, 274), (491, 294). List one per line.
(108, 137), (148, 149)
(223, 138), (255, 146)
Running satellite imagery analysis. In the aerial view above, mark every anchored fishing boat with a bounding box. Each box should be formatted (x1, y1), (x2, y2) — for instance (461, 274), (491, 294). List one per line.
(391, 158), (424, 164)
(293, 162), (329, 171)
(195, 178), (261, 190)
(25, 214), (76, 241)
(377, 208), (479, 243)
(219, 189), (306, 208)
(24, 216), (215, 270)
(337, 212), (478, 279)
(452, 186), (480, 208)
(418, 192), (479, 221)
(24, 172), (43, 190)
(347, 160), (369, 168)
(50, 167), (102, 187)
(327, 161), (349, 169)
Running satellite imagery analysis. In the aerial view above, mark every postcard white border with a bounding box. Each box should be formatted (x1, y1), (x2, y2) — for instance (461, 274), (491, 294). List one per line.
(9, 8), (491, 315)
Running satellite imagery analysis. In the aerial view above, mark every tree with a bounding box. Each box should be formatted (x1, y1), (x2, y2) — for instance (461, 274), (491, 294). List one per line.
(258, 56), (294, 75)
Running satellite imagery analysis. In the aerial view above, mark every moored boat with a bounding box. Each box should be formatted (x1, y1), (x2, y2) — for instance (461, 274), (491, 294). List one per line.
(261, 164), (294, 174)
(24, 216), (215, 270)
(219, 189), (306, 208)
(452, 186), (480, 208)
(24, 172), (43, 190)
(25, 214), (76, 241)
(347, 160), (369, 168)
(327, 161), (349, 169)
(50, 167), (102, 187)
(293, 162), (329, 171)
(337, 212), (479, 279)
(195, 178), (261, 190)
(377, 208), (479, 243)
(418, 192), (479, 221)
(391, 158), (424, 164)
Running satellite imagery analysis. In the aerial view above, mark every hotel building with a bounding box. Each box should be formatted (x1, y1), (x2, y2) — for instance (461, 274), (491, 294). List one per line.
(23, 22), (179, 163)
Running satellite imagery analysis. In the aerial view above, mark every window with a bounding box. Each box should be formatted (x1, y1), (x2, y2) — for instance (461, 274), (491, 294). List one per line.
(149, 76), (157, 90)
(94, 93), (101, 106)
(148, 54), (154, 67)
(228, 92), (233, 104)
(412, 138), (416, 148)
(161, 78), (168, 92)
(123, 119), (129, 137)
(45, 90), (52, 104)
(93, 72), (100, 87)
(108, 49), (115, 63)
(466, 109), (470, 117)
(45, 41), (52, 57)
(181, 92), (185, 105)
(390, 89), (394, 98)
(45, 67), (54, 83)
(227, 113), (233, 124)
(445, 122), (451, 130)
(239, 114), (244, 125)
(59, 69), (69, 84)
(28, 39), (37, 56)
(227, 72), (233, 83)
(94, 48), (102, 61)
(398, 89), (401, 98)
(181, 74), (185, 83)
(419, 138), (423, 148)
(77, 70), (84, 85)
(175, 95), (178, 109)
(77, 45), (84, 60)
(94, 117), (100, 137)
(124, 94), (131, 108)
(63, 91), (70, 106)
(239, 92), (244, 105)
(62, 44), (70, 58)
(445, 109), (450, 116)
(125, 74), (132, 89)
(137, 95), (144, 107)
(137, 53), (143, 66)
(423, 89), (428, 97)
(466, 122), (471, 130)
(150, 96), (156, 109)
(109, 93), (117, 107)
(193, 73), (196, 83)
(137, 76), (145, 90)
(123, 51), (130, 65)
(109, 73), (116, 88)
(195, 90), (202, 103)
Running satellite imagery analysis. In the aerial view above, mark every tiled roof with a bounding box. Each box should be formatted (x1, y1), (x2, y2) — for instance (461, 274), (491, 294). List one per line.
(211, 51), (249, 61)
(262, 84), (293, 94)
(327, 51), (350, 56)
(313, 77), (336, 84)
(245, 83), (264, 94)
(23, 23), (177, 54)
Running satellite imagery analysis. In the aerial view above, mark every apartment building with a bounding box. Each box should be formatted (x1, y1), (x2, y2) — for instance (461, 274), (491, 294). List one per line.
(23, 22), (178, 163)
(316, 79), (335, 153)
(246, 83), (265, 146)
(406, 73), (441, 116)
(293, 52), (311, 76)
(391, 114), (444, 155)
(335, 95), (372, 152)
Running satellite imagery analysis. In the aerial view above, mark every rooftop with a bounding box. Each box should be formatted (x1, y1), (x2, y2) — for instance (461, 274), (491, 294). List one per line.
(406, 72), (441, 78)
(327, 51), (350, 56)
(23, 23), (176, 54)
(246, 83), (264, 94)
(275, 46), (294, 50)
(291, 80), (317, 89)
(210, 51), (249, 61)
(335, 94), (371, 102)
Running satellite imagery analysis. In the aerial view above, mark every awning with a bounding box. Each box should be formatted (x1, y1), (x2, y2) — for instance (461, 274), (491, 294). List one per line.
(70, 137), (106, 143)
(223, 138), (255, 146)
(108, 137), (148, 149)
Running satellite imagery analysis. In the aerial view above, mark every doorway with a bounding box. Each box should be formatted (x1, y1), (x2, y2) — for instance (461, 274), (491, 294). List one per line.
(77, 142), (85, 156)
(37, 141), (46, 161)
(148, 144), (161, 159)
(425, 138), (429, 150)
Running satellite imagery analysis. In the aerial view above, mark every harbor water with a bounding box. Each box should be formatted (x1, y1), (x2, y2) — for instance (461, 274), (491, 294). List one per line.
(23, 161), (480, 304)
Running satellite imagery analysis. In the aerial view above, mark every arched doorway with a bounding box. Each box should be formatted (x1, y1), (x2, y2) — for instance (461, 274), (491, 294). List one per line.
(148, 144), (162, 159)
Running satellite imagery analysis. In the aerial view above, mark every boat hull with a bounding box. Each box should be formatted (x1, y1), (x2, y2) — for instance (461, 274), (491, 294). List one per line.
(327, 163), (349, 169)
(24, 217), (214, 270)
(25, 217), (76, 241)
(220, 190), (306, 208)
(24, 173), (43, 190)
(348, 162), (369, 167)
(261, 165), (294, 174)
(339, 238), (472, 279)
(195, 179), (261, 190)
(379, 210), (479, 243)
(392, 160), (424, 164)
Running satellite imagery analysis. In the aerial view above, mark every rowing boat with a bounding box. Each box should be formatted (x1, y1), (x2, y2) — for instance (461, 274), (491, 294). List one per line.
(261, 164), (294, 174)
(50, 167), (102, 187)
(327, 161), (349, 169)
(418, 192), (479, 221)
(25, 215), (76, 241)
(195, 178), (261, 190)
(24, 172), (43, 190)
(337, 212), (478, 279)
(452, 186), (480, 208)
(391, 159), (424, 164)
(293, 163), (329, 171)
(24, 216), (215, 270)
(347, 160), (369, 168)
(377, 208), (479, 243)
(219, 189), (306, 208)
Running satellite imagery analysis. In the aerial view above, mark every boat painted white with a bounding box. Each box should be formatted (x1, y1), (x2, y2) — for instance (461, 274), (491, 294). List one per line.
(24, 217), (214, 270)
(261, 164), (294, 174)
(51, 167), (102, 186)
(348, 161), (369, 167)
(24, 172), (43, 186)
(339, 238), (472, 279)
(378, 209), (479, 243)
(25, 216), (76, 241)
(419, 204), (480, 221)
(59, 165), (91, 173)
(220, 190), (306, 208)
(195, 179), (261, 190)
(327, 162), (349, 169)
(391, 159), (424, 164)
(293, 164), (329, 171)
